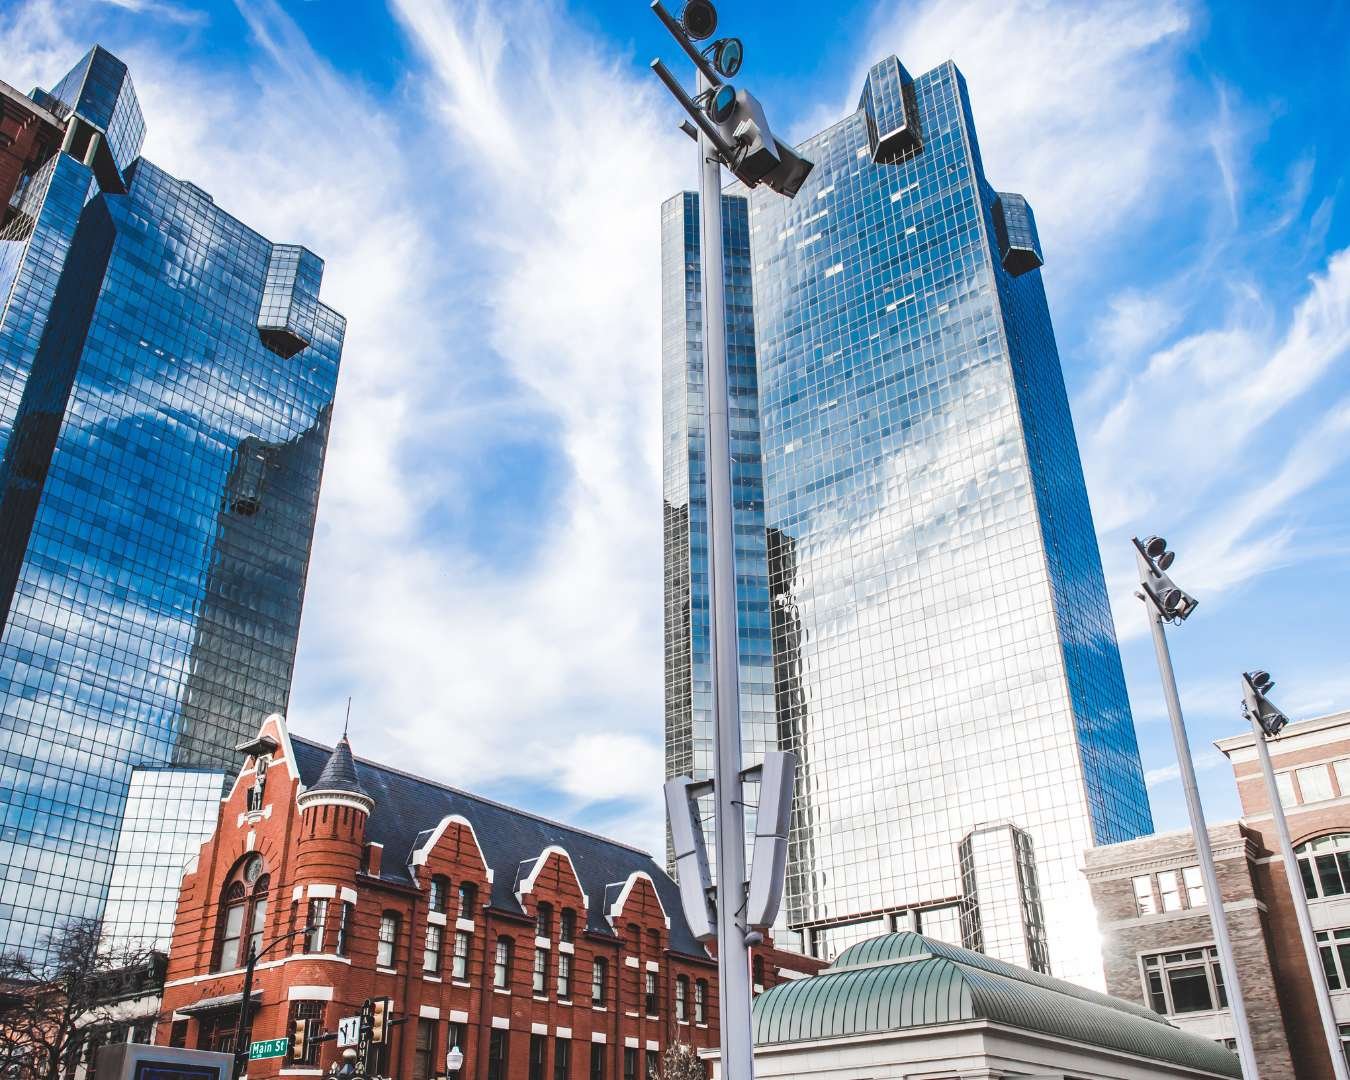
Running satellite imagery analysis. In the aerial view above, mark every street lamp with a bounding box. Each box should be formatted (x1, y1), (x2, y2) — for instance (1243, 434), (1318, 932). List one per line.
(1241, 670), (1350, 1080)
(1132, 537), (1257, 1078)
(651, 6), (808, 1080)
(445, 1046), (464, 1076)
(231, 925), (311, 1079)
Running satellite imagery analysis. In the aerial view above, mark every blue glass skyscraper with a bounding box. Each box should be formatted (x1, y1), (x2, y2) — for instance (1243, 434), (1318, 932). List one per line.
(0, 48), (343, 952)
(662, 57), (1151, 987)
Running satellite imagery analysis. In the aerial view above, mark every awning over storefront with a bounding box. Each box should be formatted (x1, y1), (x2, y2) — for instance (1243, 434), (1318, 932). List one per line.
(177, 989), (262, 1015)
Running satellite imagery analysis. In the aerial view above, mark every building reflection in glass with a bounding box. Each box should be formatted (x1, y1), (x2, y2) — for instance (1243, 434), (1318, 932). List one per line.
(662, 57), (1151, 986)
(0, 48), (343, 954)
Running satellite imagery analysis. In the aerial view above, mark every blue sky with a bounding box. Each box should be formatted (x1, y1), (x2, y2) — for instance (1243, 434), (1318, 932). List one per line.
(4, 0), (1349, 859)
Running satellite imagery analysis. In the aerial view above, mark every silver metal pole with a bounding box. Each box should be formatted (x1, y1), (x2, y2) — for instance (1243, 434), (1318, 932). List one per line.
(696, 67), (755, 1080)
(1137, 565), (1259, 1078)
(1248, 714), (1349, 1079)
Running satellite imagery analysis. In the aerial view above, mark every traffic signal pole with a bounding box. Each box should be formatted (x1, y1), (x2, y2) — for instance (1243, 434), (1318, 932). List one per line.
(1244, 692), (1349, 1080)
(695, 65), (755, 1080)
(1134, 544), (1258, 1078)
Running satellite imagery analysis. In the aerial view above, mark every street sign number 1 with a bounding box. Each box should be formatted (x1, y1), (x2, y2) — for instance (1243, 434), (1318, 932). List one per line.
(249, 1038), (289, 1060)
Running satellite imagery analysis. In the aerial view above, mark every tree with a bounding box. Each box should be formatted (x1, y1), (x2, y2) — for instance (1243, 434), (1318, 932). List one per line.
(0, 919), (165, 1080)
(652, 1043), (706, 1080)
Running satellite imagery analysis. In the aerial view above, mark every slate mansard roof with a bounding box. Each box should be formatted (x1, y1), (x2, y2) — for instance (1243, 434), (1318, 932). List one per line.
(752, 933), (1241, 1077)
(289, 736), (704, 957)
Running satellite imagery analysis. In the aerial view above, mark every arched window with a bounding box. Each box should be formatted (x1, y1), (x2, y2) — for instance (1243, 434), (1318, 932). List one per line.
(675, 975), (689, 1022)
(1297, 833), (1350, 899)
(217, 883), (246, 972)
(752, 955), (765, 986)
(536, 902), (553, 938)
(458, 881), (478, 919)
(560, 908), (576, 944)
(694, 979), (707, 1024)
(429, 875), (450, 915)
(214, 855), (267, 972)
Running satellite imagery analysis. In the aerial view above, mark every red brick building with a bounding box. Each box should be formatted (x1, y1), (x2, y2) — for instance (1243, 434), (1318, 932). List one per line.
(157, 714), (817, 1080)
(1084, 708), (1350, 1080)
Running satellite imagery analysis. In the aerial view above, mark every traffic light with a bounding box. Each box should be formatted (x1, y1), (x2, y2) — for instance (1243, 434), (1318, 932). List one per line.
(292, 1018), (310, 1060)
(1243, 670), (1290, 737)
(649, 0), (814, 200)
(370, 998), (392, 1044)
(1133, 535), (1197, 623)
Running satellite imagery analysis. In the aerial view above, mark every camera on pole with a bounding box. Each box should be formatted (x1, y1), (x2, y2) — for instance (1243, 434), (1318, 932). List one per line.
(1242, 670), (1290, 737)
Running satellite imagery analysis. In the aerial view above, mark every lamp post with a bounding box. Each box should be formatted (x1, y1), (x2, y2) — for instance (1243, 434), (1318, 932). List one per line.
(232, 925), (311, 1079)
(1241, 670), (1350, 1080)
(445, 1046), (464, 1077)
(651, 6), (810, 1080)
(1132, 536), (1258, 1077)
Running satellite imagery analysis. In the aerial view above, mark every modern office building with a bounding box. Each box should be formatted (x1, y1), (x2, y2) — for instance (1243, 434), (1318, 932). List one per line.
(0, 47), (343, 953)
(661, 56), (1152, 986)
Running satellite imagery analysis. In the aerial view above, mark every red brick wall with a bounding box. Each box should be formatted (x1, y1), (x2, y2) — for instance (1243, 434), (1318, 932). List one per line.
(159, 718), (818, 1080)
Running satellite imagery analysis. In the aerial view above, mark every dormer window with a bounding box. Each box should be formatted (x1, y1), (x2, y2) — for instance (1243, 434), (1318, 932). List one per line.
(429, 875), (450, 914)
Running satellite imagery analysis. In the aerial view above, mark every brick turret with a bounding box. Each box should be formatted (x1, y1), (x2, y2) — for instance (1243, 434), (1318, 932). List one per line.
(292, 735), (373, 883)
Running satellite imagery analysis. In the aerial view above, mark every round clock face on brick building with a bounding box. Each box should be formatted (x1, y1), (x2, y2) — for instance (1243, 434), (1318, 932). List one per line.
(243, 855), (263, 884)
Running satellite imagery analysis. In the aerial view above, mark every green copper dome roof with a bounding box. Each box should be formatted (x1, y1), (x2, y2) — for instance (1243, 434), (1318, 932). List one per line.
(752, 933), (1240, 1078)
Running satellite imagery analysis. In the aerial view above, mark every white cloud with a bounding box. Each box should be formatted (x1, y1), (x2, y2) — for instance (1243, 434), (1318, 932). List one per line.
(850, 0), (1191, 270)
(1086, 248), (1350, 635)
(1144, 749), (1226, 790)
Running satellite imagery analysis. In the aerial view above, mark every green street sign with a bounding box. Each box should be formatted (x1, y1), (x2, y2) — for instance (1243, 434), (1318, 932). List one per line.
(249, 1038), (290, 1060)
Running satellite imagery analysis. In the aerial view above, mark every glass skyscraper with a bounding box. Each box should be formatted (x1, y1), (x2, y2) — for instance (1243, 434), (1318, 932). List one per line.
(662, 56), (1151, 987)
(0, 47), (343, 953)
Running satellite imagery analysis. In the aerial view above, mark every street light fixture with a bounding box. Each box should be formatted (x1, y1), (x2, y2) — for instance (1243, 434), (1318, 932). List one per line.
(445, 1046), (464, 1076)
(1240, 670), (1349, 1080)
(651, 5), (808, 1079)
(1132, 537), (1258, 1078)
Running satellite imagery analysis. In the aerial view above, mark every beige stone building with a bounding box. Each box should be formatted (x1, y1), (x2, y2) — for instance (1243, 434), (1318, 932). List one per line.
(1085, 709), (1350, 1080)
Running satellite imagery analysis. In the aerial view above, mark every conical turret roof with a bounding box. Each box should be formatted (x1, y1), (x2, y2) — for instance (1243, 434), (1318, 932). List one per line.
(305, 735), (373, 803)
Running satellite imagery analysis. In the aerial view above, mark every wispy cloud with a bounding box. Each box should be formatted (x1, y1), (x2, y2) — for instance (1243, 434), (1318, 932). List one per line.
(851, 0), (1191, 273)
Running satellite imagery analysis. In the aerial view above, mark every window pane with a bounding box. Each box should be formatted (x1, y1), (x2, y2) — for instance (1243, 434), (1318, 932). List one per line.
(453, 931), (470, 979)
(1322, 941), (1344, 991)
(1145, 970), (1167, 1014)
(1300, 766), (1335, 804)
(1166, 965), (1214, 1013)
(1276, 771), (1298, 807)
(1181, 866), (1205, 908)
(1302, 856), (1320, 899)
(1132, 876), (1156, 915)
(1334, 760), (1350, 797)
(534, 948), (548, 995)
(1318, 853), (1346, 898)
(1158, 871), (1183, 912)
(378, 915), (398, 968)
(220, 903), (245, 970)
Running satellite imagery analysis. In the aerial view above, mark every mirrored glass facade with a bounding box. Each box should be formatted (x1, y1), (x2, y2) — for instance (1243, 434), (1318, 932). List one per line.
(662, 57), (1151, 987)
(102, 766), (225, 952)
(0, 49), (343, 954)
